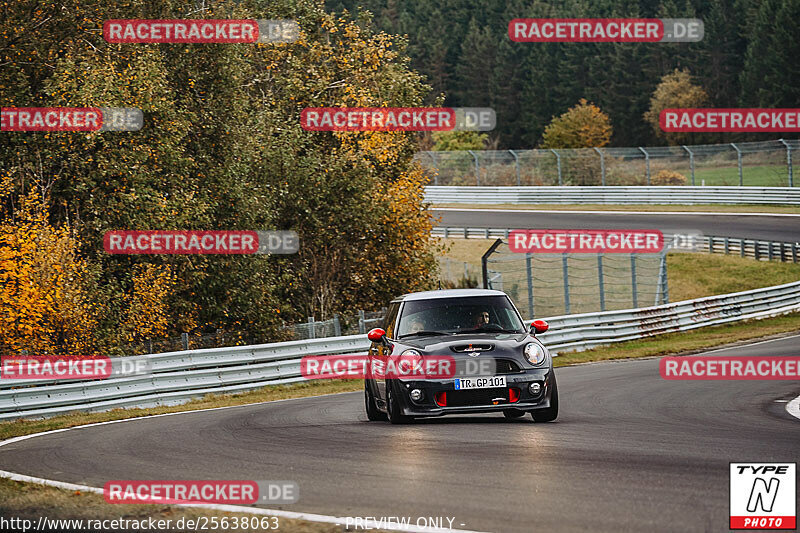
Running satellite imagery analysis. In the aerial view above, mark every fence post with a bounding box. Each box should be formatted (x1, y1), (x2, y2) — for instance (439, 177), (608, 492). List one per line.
(639, 147), (650, 185)
(307, 316), (315, 339)
(428, 152), (439, 186)
(467, 150), (479, 185)
(597, 253), (606, 312)
(464, 261), (469, 280)
(550, 149), (563, 186)
(562, 253), (570, 314)
(682, 145), (695, 185)
(148, 338), (153, 354)
(333, 314), (341, 336)
(594, 147), (606, 186)
(509, 149), (520, 186)
(780, 139), (793, 187)
(731, 143), (743, 186)
(655, 252), (668, 305)
(526, 253), (534, 318)
(358, 310), (366, 334)
(181, 332), (189, 350)
(630, 254), (638, 308)
(661, 252), (669, 304)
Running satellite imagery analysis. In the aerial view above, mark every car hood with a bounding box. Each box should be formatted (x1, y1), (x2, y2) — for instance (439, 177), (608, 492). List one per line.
(398, 332), (535, 354)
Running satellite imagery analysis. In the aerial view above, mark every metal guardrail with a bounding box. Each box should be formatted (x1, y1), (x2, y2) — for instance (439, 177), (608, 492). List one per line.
(432, 228), (800, 263)
(2, 281), (799, 421)
(424, 186), (800, 205)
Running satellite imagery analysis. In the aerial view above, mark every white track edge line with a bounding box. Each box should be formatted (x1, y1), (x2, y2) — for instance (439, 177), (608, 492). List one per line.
(0, 470), (486, 533)
(0, 392), (487, 533)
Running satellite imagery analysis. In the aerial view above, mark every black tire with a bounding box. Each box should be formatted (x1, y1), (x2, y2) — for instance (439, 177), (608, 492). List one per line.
(386, 381), (412, 424)
(364, 380), (387, 421)
(531, 378), (559, 422)
(502, 409), (525, 419)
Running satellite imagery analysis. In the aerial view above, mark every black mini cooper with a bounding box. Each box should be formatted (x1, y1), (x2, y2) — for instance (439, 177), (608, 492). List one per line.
(364, 289), (558, 424)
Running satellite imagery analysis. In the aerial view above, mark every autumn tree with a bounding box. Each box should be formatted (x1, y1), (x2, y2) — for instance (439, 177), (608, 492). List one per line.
(540, 99), (612, 149)
(644, 68), (709, 144)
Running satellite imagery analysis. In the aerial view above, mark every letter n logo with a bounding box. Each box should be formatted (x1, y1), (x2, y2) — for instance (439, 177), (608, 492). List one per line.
(747, 478), (779, 512)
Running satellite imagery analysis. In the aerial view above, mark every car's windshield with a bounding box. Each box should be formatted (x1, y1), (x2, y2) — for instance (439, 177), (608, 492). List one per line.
(397, 295), (525, 338)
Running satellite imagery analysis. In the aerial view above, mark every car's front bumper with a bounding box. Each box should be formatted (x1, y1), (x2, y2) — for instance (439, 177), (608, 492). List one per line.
(394, 368), (555, 417)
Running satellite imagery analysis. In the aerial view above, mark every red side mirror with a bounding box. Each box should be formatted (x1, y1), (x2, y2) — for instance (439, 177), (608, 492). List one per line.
(530, 319), (549, 334)
(367, 328), (386, 342)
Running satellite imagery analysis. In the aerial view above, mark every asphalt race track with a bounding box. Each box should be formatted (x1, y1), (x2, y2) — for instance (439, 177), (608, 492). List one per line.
(2, 336), (799, 533)
(435, 208), (800, 243)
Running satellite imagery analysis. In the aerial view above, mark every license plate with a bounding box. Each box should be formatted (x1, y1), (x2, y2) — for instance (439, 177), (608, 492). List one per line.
(454, 376), (507, 390)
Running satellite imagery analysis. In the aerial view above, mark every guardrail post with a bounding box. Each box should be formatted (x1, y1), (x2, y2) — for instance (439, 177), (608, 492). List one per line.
(639, 147), (650, 185)
(443, 227), (449, 238)
(780, 243), (786, 263)
(464, 262), (469, 279)
(793, 243), (798, 263)
(307, 317), (315, 339)
(333, 315), (341, 336)
(594, 147), (606, 186)
(740, 240), (745, 258)
(597, 253), (606, 312)
(550, 149), (563, 186)
(682, 145), (695, 185)
(630, 254), (638, 308)
(724, 237), (729, 255)
(661, 252), (669, 304)
(708, 237), (714, 254)
(780, 139), (793, 187)
(731, 143), (743, 186)
(754, 241), (760, 261)
(181, 332), (189, 350)
(562, 253), (570, 314)
(768, 241), (774, 261)
(509, 149), (520, 186)
(467, 150), (479, 185)
(526, 253), (534, 318)
(358, 310), (366, 334)
(148, 339), (153, 354)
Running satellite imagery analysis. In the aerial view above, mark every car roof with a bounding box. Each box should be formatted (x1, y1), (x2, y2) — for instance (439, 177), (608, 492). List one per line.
(392, 288), (508, 303)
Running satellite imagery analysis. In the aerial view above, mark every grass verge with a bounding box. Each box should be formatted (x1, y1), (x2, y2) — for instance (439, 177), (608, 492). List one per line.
(433, 203), (800, 214)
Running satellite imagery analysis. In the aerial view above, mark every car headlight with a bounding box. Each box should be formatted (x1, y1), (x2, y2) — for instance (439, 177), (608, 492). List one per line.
(524, 343), (547, 365)
(401, 349), (421, 356)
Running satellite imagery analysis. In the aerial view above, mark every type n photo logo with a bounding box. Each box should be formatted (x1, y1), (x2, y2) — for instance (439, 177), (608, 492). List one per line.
(730, 463), (796, 529)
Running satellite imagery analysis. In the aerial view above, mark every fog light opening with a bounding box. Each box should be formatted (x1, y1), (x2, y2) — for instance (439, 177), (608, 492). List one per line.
(410, 388), (424, 401)
(529, 382), (542, 395)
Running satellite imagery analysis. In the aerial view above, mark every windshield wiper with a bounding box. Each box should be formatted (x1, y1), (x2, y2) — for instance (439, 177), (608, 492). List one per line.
(400, 330), (450, 338)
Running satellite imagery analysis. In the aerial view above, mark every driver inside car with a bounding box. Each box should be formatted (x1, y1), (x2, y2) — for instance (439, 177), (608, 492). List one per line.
(472, 310), (491, 328)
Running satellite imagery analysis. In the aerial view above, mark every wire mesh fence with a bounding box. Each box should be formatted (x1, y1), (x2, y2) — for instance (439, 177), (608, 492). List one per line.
(484, 246), (668, 319)
(416, 139), (799, 187)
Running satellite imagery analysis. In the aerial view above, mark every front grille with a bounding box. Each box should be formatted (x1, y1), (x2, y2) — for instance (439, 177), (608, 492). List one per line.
(453, 358), (521, 375)
(446, 388), (510, 407)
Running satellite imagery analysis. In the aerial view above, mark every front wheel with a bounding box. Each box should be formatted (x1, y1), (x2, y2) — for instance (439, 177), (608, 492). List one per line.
(386, 381), (412, 424)
(531, 378), (558, 422)
(364, 380), (387, 421)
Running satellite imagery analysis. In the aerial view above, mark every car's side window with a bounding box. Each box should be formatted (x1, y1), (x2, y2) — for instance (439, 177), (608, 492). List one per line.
(383, 302), (400, 338)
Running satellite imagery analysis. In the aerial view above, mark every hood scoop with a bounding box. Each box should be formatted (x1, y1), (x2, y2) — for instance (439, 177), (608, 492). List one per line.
(451, 343), (494, 353)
